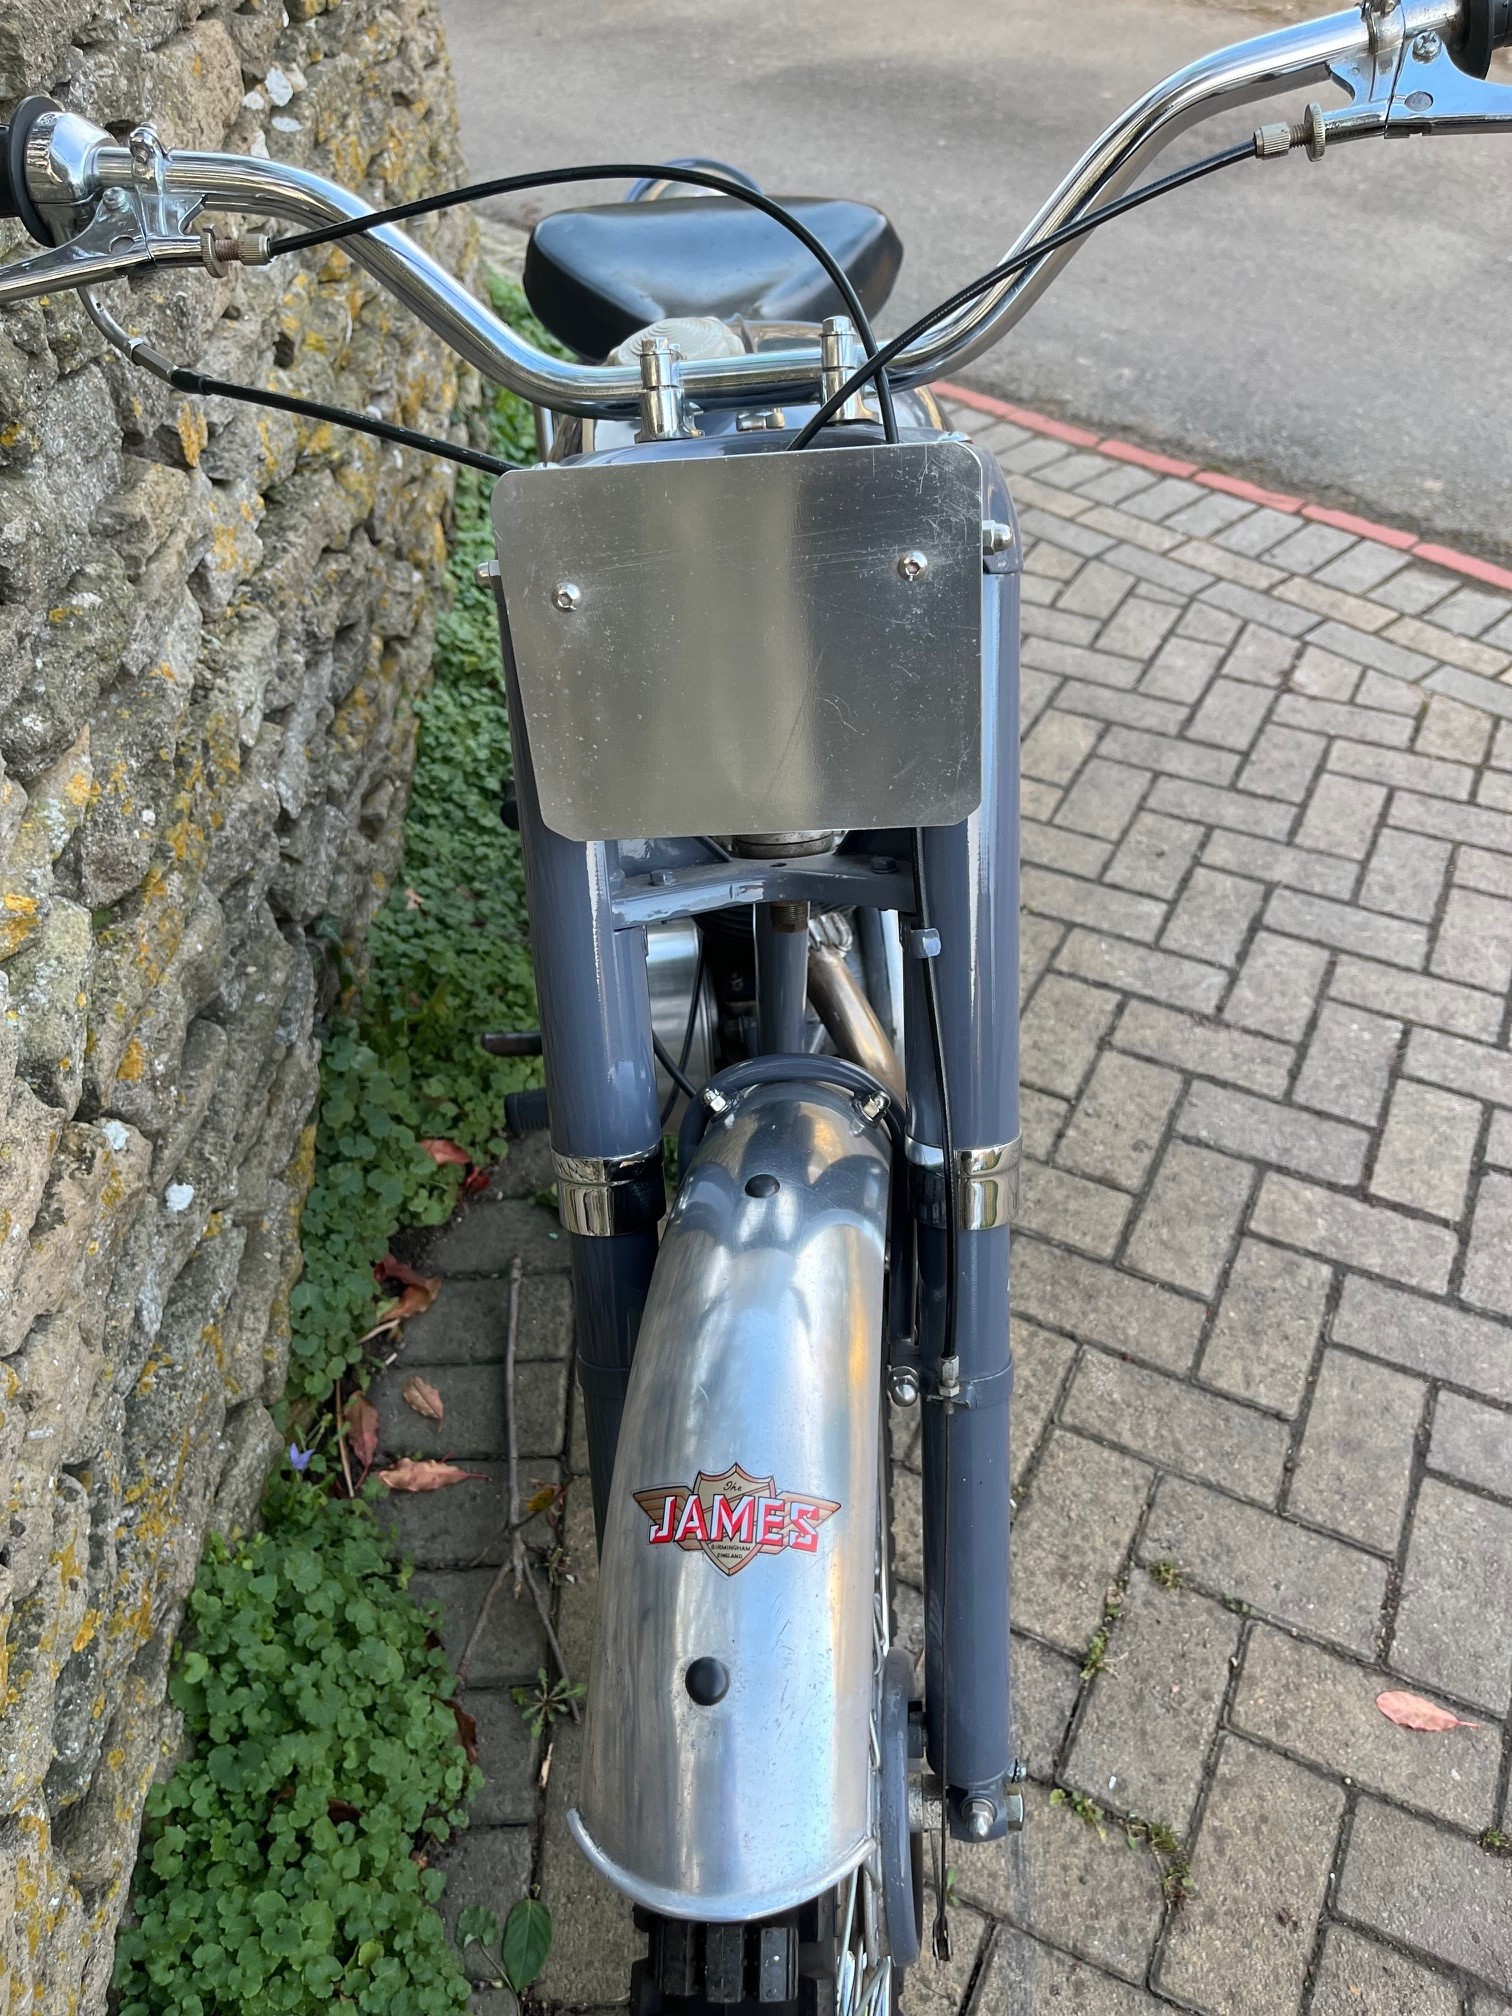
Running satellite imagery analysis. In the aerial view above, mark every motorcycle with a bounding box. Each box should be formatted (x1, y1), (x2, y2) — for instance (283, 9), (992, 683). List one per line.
(3, 1), (1507, 2007)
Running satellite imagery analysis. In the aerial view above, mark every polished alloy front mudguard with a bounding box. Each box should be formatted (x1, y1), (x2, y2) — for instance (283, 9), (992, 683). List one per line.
(569, 1079), (891, 1920)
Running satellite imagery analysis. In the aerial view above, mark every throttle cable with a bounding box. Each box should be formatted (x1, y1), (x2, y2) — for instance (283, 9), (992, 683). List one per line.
(268, 160), (899, 443)
(789, 135), (1266, 449)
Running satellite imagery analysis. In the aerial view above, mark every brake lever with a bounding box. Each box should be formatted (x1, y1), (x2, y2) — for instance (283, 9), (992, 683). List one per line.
(1256, 4), (1512, 160)
(1382, 24), (1512, 131)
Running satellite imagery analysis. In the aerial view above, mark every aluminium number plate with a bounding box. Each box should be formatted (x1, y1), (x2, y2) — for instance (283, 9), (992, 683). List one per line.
(491, 438), (984, 842)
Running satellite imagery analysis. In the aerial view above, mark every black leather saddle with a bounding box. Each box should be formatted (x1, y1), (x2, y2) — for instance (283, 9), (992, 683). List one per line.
(522, 196), (903, 361)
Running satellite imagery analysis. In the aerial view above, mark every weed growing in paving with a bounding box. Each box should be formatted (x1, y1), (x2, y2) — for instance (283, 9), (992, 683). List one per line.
(511, 1667), (588, 1738)
(1050, 1790), (1194, 1907)
(114, 1479), (479, 2014)
(1481, 1827), (1512, 1857)
(1148, 1557), (1186, 1591)
(1081, 1580), (1125, 1679)
(458, 1898), (553, 2003)
(287, 274), (554, 1402)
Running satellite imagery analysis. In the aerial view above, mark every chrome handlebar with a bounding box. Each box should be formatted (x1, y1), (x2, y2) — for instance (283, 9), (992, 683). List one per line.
(2, 0), (1509, 416)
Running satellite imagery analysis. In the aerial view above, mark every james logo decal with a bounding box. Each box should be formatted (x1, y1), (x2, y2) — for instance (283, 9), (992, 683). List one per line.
(633, 1464), (840, 1576)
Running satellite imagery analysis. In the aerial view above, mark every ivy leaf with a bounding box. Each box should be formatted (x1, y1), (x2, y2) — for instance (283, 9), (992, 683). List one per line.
(402, 1377), (445, 1423)
(501, 1898), (552, 1993)
(345, 1394), (380, 1471)
(376, 1458), (486, 1493)
(457, 1906), (501, 1953)
(419, 1138), (470, 1167)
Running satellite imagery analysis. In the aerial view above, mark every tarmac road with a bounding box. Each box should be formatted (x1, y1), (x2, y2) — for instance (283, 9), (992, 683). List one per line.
(439, 0), (1512, 554)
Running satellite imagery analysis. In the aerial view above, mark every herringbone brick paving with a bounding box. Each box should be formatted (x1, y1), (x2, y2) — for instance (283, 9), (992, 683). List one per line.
(375, 395), (1512, 2016)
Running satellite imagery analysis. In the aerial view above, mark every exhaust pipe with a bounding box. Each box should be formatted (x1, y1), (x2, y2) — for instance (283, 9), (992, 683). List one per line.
(806, 938), (905, 1103)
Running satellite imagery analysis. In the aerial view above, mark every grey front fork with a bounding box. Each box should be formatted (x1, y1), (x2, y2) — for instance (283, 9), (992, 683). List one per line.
(906, 532), (1023, 1841)
(493, 581), (666, 1538)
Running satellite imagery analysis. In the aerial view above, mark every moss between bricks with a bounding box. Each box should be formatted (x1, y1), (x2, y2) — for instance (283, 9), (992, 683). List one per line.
(114, 281), (556, 2013)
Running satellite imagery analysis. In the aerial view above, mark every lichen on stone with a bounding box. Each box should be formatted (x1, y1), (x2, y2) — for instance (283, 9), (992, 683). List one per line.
(0, 0), (475, 2001)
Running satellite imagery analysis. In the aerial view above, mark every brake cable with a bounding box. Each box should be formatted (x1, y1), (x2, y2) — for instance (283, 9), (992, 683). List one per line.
(265, 159), (899, 444)
(910, 827), (958, 1960)
(84, 158), (903, 462)
(789, 134), (1275, 449)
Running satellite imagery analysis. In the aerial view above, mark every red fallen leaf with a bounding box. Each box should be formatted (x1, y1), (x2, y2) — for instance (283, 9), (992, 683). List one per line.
(357, 1278), (440, 1343)
(375, 1253), (434, 1291)
(420, 1138), (470, 1167)
(450, 1699), (478, 1764)
(344, 1392), (380, 1472)
(377, 1458), (486, 1492)
(403, 1375), (445, 1422)
(462, 1166), (491, 1198)
(1375, 1690), (1481, 1733)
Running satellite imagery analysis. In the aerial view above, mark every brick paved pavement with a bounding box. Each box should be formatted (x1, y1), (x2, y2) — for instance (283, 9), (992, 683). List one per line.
(374, 396), (1512, 2016)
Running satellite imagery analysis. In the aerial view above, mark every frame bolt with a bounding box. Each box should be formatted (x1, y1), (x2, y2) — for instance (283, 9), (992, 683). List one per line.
(1412, 29), (1441, 59)
(551, 581), (581, 611)
(888, 1366), (921, 1408)
(962, 1796), (996, 1841)
(897, 550), (929, 582)
(982, 519), (1015, 555)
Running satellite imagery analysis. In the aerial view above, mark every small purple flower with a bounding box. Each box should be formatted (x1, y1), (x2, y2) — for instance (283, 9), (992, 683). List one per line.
(289, 1443), (313, 1473)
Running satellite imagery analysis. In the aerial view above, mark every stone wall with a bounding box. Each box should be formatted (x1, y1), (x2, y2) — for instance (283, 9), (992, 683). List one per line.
(0, 0), (475, 2004)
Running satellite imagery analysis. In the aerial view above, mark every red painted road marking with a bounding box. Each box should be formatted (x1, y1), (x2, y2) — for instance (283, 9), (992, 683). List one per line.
(1412, 543), (1512, 594)
(1301, 504), (1419, 551)
(936, 379), (1512, 596)
(1098, 437), (1199, 479)
(1192, 469), (1306, 514)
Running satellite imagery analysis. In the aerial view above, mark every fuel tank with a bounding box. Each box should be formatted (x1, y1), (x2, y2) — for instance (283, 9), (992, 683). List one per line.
(569, 1078), (891, 1920)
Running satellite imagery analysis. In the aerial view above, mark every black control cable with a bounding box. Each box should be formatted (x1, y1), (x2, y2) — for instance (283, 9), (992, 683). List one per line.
(911, 827), (958, 1960)
(268, 161), (899, 442)
(788, 136), (1266, 450)
(94, 136), (1282, 477)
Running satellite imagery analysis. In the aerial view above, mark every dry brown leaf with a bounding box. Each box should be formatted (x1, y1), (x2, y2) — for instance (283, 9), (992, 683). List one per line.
(420, 1137), (470, 1167)
(1375, 1690), (1480, 1733)
(357, 1277), (441, 1342)
(522, 1483), (557, 1518)
(450, 1699), (478, 1764)
(344, 1392), (379, 1472)
(403, 1375), (445, 1423)
(377, 1457), (486, 1493)
(375, 1254), (436, 1291)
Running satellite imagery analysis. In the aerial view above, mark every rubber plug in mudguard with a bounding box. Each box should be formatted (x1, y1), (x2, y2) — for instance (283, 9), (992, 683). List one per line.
(0, 96), (62, 243)
(1452, 0), (1512, 77)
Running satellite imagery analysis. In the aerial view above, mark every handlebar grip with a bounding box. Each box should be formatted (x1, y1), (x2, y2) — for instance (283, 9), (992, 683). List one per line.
(1454, 0), (1512, 76)
(0, 96), (60, 243)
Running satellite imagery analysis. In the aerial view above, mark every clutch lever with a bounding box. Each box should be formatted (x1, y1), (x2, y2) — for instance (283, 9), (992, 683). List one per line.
(0, 116), (270, 308)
